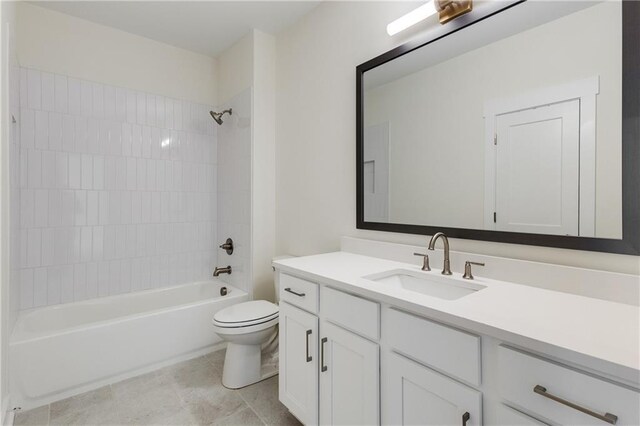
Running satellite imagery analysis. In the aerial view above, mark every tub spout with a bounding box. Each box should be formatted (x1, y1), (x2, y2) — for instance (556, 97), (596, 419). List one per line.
(213, 266), (232, 277)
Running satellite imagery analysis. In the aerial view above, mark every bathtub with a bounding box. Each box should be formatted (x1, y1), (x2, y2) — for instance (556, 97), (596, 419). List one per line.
(10, 280), (248, 409)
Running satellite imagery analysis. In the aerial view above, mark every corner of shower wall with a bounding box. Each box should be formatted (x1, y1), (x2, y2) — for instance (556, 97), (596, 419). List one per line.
(13, 67), (220, 310)
(215, 87), (253, 295)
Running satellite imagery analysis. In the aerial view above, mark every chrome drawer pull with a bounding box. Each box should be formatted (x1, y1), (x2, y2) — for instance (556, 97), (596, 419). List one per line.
(321, 337), (328, 372)
(305, 329), (312, 362)
(462, 411), (470, 426)
(284, 288), (305, 297)
(533, 385), (618, 424)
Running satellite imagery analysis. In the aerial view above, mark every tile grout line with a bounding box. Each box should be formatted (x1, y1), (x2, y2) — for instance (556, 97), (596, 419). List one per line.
(236, 392), (268, 426)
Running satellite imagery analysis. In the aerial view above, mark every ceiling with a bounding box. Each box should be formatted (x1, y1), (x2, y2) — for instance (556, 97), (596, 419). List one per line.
(31, 1), (321, 58)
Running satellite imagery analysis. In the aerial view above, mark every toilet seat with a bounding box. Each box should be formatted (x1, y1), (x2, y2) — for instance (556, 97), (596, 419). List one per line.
(212, 300), (279, 334)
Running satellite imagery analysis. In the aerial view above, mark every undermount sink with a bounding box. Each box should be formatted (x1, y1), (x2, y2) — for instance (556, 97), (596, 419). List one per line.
(364, 269), (486, 300)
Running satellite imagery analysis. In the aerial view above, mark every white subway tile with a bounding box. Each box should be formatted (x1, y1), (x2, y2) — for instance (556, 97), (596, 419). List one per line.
(165, 98), (174, 130)
(62, 114), (75, 152)
(86, 262), (98, 299)
(20, 269), (34, 309)
(20, 108), (35, 148)
(41, 151), (56, 189)
(156, 96), (165, 128)
(115, 157), (126, 190)
(41, 228), (55, 266)
(126, 90), (136, 124)
(104, 156), (116, 190)
(136, 158), (147, 191)
(115, 225), (126, 260)
(74, 116), (88, 152)
(125, 224), (136, 258)
(156, 160), (165, 191)
(99, 192), (109, 225)
(48, 190), (61, 227)
(41, 72), (55, 111)
(87, 191), (99, 225)
(120, 191), (132, 224)
(81, 226), (92, 263)
(109, 191), (121, 225)
(48, 112), (62, 151)
(147, 159), (156, 191)
(104, 85), (115, 120)
(19, 230), (27, 269)
(131, 192), (141, 224)
(87, 118), (100, 154)
(115, 88), (126, 122)
(97, 261), (109, 297)
(61, 190), (75, 227)
(61, 265), (74, 303)
(27, 69), (42, 109)
(126, 157), (136, 190)
(80, 80), (93, 116)
(141, 192), (151, 224)
(54, 74), (68, 113)
(56, 151), (70, 189)
(103, 225), (115, 260)
(47, 266), (62, 305)
(109, 260), (121, 295)
(131, 124), (142, 157)
(92, 226), (104, 261)
(142, 126), (152, 159)
(20, 189), (34, 228)
(173, 99), (182, 131)
(81, 154), (93, 190)
(121, 123), (132, 157)
(93, 156), (104, 190)
(136, 92), (146, 125)
(26, 228), (41, 268)
(75, 190), (87, 226)
(28, 149), (42, 188)
(146, 94), (156, 126)
(68, 153), (81, 189)
(33, 267), (48, 307)
(20, 68), (28, 108)
(34, 189), (49, 227)
(74, 263), (87, 302)
(68, 78), (81, 115)
(34, 110), (48, 150)
(136, 226), (146, 257)
(151, 192), (161, 224)
(120, 259), (132, 294)
(69, 227), (81, 264)
(92, 83), (104, 119)
(110, 121), (122, 156)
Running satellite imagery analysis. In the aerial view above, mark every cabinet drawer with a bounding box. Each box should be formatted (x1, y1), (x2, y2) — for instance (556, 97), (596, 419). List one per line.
(280, 274), (319, 314)
(386, 308), (481, 386)
(320, 287), (379, 341)
(498, 346), (640, 426)
(496, 404), (548, 425)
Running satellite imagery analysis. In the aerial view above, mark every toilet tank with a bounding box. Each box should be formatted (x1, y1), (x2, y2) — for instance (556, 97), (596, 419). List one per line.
(272, 255), (295, 304)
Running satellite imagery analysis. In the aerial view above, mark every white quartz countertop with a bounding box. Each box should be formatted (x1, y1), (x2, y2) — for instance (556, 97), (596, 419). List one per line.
(273, 252), (640, 386)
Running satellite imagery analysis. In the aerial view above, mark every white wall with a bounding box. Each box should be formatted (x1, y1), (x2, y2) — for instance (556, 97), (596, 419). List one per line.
(365, 2), (621, 237)
(275, 2), (640, 276)
(16, 3), (218, 106)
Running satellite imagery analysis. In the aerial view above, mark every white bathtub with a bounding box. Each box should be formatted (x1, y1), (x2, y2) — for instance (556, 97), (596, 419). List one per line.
(10, 280), (248, 409)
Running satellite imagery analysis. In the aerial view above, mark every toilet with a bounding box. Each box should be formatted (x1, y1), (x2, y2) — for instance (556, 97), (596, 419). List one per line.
(212, 256), (290, 389)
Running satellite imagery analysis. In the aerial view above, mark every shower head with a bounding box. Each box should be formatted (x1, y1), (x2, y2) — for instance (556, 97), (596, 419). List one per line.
(210, 108), (232, 125)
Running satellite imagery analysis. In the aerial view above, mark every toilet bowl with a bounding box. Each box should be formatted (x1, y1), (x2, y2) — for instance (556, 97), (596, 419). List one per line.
(212, 300), (279, 389)
(212, 255), (292, 389)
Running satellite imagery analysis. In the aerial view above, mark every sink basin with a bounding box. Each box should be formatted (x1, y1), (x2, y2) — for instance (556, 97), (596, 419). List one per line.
(363, 269), (485, 300)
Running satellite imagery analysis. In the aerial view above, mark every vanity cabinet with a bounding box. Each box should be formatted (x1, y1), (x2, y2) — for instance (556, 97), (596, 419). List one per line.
(279, 301), (318, 425)
(319, 321), (379, 425)
(384, 352), (482, 426)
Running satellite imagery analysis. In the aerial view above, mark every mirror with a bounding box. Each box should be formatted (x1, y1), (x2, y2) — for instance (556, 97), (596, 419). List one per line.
(357, 0), (640, 254)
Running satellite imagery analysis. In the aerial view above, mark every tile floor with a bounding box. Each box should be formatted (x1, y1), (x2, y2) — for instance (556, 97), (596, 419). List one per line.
(14, 350), (301, 426)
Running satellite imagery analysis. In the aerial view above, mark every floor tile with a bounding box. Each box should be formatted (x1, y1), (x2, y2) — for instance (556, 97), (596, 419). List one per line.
(239, 377), (301, 426)
(14, 406), (49, 426)
(50, 385), (114, 421)
(212, 406), (264, 426)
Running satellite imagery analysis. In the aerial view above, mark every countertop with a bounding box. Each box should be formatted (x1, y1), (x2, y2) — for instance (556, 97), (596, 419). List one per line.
(273, 251), (640, 386)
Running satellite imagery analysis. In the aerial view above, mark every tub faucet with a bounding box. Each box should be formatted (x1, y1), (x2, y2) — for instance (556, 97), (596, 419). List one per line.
(428, 232), (452, 275)
(213, 266), (232, 277)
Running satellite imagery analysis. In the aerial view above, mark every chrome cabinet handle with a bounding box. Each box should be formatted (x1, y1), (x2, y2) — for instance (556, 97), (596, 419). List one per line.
(305, 330), (312, 362)
(284, 288), (305, 297)
(321, 337), (328, 372)
(462, 412), (470, 426)
(534, 385), (618, 424)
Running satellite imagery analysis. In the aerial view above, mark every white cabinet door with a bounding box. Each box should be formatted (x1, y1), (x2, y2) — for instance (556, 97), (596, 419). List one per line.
(384, 352), (482, 426)
(495, 99), (580, 236)
(279, 302), (319, 425)
(319, 321), (379, 425)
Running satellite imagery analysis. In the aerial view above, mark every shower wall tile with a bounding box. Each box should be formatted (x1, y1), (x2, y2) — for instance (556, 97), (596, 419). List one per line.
(16, 67), (219, 309)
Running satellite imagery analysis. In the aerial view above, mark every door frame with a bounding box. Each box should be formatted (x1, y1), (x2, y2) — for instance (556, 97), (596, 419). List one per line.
(483, 76), (599, 236)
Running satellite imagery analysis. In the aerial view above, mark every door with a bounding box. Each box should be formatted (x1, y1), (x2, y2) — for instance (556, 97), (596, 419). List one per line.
(319, 321), (379, 425)
(384, 352), (482, 426)
(279, 302), (319, 425)
(363, 122), (390, 222)
(494, 99), (580, 236)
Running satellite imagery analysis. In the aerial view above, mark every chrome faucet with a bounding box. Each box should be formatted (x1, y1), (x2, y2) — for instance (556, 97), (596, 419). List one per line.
(213, 266), (232, 277)
(428, 232), (452, 275)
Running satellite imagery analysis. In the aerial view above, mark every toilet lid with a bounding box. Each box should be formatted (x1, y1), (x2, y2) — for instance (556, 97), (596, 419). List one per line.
(213, 300), (278, 325)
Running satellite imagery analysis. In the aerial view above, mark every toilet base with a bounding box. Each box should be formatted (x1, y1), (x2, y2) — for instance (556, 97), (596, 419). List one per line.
(222, 342), (278, 389)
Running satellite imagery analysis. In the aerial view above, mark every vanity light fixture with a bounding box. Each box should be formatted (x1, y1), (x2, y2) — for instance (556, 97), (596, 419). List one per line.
(386, 0), (472, 35)
(386, 1), (438, 36)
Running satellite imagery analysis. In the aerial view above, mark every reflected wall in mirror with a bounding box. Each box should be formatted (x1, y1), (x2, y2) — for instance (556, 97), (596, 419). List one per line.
(361, 1), (624, 240)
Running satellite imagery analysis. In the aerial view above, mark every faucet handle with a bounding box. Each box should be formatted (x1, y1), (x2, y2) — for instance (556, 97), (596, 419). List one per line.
(463, 261), (485, 280)
(413, 253), (431, 271)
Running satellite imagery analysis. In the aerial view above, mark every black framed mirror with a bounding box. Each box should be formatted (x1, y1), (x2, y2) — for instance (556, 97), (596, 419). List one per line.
(356, 0), (639, 255)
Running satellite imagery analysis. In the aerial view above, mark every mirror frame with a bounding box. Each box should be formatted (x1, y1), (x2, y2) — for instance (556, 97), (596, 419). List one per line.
(356, 0), (639, 255)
